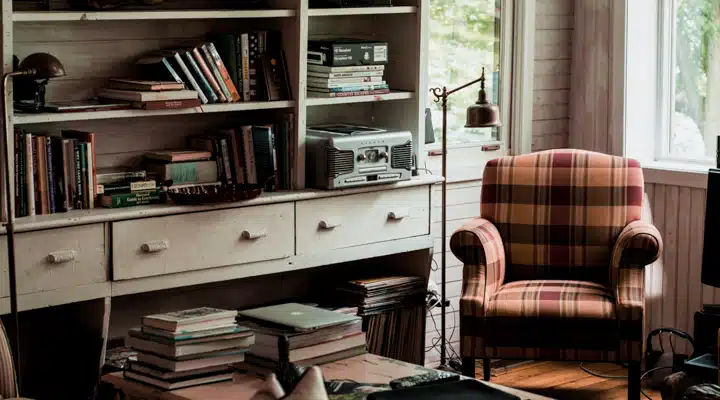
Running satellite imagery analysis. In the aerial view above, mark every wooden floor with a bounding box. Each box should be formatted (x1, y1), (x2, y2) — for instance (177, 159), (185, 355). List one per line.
(475, 361), (663, 399)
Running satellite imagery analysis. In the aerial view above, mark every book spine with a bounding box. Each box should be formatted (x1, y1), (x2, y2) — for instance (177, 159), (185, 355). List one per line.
(51, 138), (67, 212)
(201, 44), (234, 102)
(211, 137), (228, 185)
(241, 126), (257, 184)
(62, 140), (73, 211)
(25, 134), (35, 216)
(173, 53), (208, 104)
(79, 143), (88, 209)
(97, 171), (146, 185)
(248, 32), (261, 101)
(307, 77), (384, 88)
(36, 136), (48, 215)
(13, 129), (22, 217)
(307, 64), (385, 73)
(85, 142), (95, 209)
(310, 89), (390, 98)
(270, 129), (278, 192)
(229, 131), (245, 185)
(309, 83), (389, 93)
(32, 136), (41, 214)
(102, 180), (157, 194)
(236, 36), (244, 101)
(183, 52), (218, 103)
(131, 99), (201, 110)
(212, 34), (239, 90)
(100, 190), (163, 208)
(240, 33), (251, 101)
(192, 48), (227, 103)
(73, 141), (83, 209)
(307, 71), (384, 79)
(150, 161), (218, 185)
(219, 138), (234, 184)
(161, 57), (184, 83)
(207, 42), (241, 102)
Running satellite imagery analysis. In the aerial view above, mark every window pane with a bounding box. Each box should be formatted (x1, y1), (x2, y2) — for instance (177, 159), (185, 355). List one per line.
(427, 0), (501, 144)
(670, 0), (720, 159)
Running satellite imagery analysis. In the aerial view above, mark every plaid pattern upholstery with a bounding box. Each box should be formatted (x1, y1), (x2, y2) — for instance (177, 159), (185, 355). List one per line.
(0, 320), (16, 399)
(453, 149), (661, 363)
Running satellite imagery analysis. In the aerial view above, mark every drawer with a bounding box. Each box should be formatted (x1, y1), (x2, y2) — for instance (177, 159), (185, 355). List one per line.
(296, 186), (430, 254)
(0, 224), (107, 296)
(112, 203), (294, 280)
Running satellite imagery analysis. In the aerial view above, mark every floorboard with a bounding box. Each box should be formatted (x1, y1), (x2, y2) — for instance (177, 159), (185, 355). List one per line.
(474, 361), (663, 399)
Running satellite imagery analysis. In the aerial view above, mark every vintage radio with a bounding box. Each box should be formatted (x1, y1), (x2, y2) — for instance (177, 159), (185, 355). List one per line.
(306, 124), (412, 189)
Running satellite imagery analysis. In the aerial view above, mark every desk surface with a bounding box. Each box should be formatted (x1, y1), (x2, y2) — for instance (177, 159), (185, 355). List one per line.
(102, 353), (550, 400)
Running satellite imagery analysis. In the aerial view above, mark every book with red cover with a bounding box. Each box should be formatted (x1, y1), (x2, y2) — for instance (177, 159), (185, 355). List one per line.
(145, 150), (213, 163)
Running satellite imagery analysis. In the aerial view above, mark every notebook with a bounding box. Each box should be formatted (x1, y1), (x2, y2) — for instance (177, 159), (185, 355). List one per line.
(238, 303), (360, 331)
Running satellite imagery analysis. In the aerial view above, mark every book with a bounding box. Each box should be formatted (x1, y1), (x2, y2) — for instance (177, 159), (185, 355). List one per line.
(252, 125), (277, 192)
(136, 349), (247, 372)
(71, 140), (83, 209)
(145, 150), (212, 163)
(244, 345), (366, 369)
(307, 83), (389, 93)
(209, 33), (239, 90)
(96, 168), (147, 185)
(156, 50), (209, 104)
(192, 47), (228, 102)
(240, 125), (257, 184)
(128, 327), (252, 345)
(85, 142), (95, 209)
(14, 129), (24, 217)
(144, 160), (218, 185)
(98, 88), (199, 102)
(307, 64), (385, 73)
(142, 307), (238, 332)
(128, 361), (230, 381)
(306, 89), (391, 98)
(135, 55), (184, 83)
(130, 98), (202, 110)
(247, 32), (262, 101)
(123, 369), (233, 390)
(50, 137), (67, 212)
(262, 50), (291, 101)
(126, 331), (255, 358)
(244, 319), (362, 349)
(97, 180), (157, 195)
(218, 137), (235, 185)
(99, 189), (164, 208)
(240, 33), (251, 101)
(205, 42), (241, 101)
(250, 332), (366, 362)
(24, 133), (35, 216)
(307, 76), (384, 88)
(308, 39), (388, 67)
(107, 79), (185, 91)
(140, 324), (246, 340)
(35, 135), (48, 215)
(182, 51), (218, 104)
(63, 130), (97, 209)
(307, 70), (384, 79)
(200, 43), (234, 102)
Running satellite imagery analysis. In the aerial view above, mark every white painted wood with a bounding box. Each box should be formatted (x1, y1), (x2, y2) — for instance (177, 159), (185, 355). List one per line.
(0, 297), (8, 315)
(510, 0), (536, 155)
(112, 234), (433, 297)
(13, 101), (295, 125)
(0, 224), (107, 295)
(4, 176), (439, 234)
(306, 91), (414, 106)
(13, 281), (110, 313)
(643, 166), (708, 189)
(112, 203), (294, 280)
(308, 6), (416, 16)
(13, 9), (296, 21)
(296, 186), (429, 254)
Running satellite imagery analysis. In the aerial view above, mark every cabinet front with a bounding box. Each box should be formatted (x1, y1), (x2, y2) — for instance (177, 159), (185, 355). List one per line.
(112, 203), (294, 280)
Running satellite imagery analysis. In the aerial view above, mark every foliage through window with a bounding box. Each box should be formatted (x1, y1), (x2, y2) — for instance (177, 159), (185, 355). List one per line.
(427, 0), (502, 144)
(665, 0), (720, 161)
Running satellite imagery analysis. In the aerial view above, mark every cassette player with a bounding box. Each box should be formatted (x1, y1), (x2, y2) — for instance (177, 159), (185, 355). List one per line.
(306, 124), (412, 190)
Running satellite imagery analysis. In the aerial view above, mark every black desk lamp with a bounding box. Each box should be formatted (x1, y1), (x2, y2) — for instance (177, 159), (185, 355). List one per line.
(2, 52), (66, 393)
(430, 67), (501, 366)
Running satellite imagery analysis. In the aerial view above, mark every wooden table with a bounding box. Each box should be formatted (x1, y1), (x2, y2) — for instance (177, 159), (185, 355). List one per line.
(101, 353), (550, 400)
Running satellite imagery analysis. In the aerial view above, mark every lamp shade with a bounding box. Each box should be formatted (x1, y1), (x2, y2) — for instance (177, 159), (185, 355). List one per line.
(18, 53), (66, 79)
(465, 68), (501, 128)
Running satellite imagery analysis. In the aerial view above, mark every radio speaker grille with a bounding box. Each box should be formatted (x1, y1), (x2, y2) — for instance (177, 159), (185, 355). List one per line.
(326, 147), (354, 177)
(391, 141), (412, 170)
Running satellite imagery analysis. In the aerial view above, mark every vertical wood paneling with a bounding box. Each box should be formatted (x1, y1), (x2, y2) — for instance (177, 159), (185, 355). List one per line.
(662, 186), (678, 337)
(675, 187), (691, 353)
(688, 188), (705, 337)
(651, 184), (666, 332)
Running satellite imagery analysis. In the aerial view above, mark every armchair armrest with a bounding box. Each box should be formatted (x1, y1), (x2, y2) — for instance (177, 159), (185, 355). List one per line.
(611, 220), (663, 269)
(450, 218), (505, 317)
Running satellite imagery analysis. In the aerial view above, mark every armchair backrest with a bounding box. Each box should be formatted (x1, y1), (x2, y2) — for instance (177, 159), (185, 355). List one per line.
(481, 149), (644, 285)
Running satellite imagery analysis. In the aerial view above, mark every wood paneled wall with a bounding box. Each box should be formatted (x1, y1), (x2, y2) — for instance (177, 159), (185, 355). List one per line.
(532, 0), (573, 151)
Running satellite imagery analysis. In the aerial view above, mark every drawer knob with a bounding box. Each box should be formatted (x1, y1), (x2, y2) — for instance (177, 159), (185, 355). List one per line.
(141, 240), (169, 253)
(388, 209), (410, 220)
(319, 218), (342, 230)
(241, 229), (268, 240)
(46, 250), (76, 264)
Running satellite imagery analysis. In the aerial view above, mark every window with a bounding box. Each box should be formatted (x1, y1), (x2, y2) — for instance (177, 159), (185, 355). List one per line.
(660, 0), (720, 163)
(427, 0), (503, 145)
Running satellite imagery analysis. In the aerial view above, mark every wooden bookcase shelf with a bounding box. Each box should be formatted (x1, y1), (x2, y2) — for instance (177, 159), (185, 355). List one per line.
(12, 9), (296, 21)
(308, 6), (417, 16)
(13, 100), (296, 124)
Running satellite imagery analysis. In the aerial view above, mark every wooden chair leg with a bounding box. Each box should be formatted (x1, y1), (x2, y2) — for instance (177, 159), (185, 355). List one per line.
(627, 361), (641, 399)
(483, 358), (491, 381)
(461, 357), (476, 378)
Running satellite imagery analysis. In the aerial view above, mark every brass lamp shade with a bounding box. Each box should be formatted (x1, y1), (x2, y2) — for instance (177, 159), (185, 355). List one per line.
(18, 53), (66, 79)
(465, 68), (501, 128)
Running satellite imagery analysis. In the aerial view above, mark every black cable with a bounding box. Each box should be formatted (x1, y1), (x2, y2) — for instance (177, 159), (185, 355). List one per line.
(579, 363), (627, 379)
(639, 366), (673, 400)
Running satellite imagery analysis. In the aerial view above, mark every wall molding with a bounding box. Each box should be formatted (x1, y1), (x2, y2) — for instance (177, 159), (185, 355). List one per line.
(510, 0), (535, 155)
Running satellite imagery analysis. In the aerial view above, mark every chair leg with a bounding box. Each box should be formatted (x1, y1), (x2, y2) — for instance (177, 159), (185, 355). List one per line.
(483, 358), (491, 381)
(461, 357), (476, 378)
(627, 361), (641, 399)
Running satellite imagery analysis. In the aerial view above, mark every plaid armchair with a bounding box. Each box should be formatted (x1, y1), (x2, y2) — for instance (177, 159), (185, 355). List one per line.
(451, 149), (662, 397)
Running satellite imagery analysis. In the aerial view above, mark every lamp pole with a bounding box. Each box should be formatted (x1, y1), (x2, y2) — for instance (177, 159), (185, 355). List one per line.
(430, 68), (500, 367)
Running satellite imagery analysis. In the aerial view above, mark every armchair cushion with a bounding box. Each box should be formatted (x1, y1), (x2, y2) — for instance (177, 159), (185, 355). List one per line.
(611, 220), (663, 268)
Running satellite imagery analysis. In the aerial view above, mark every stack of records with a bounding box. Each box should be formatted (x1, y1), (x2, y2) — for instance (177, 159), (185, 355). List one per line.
(235, 303), (366, 376)
(123, 307), (254, 390)
(337, 276), (426, 315)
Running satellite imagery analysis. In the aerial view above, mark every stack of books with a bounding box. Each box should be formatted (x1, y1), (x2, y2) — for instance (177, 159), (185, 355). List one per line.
(96, 167), (160, 209)
(124, 307), (254, 390)
(140, 150), (218, 195)
(235, 303), (366, 376)
(336, 276), (426, 315)
(98, 78), (200, 110)
(306, 39), (390, 98)
(12, 129), (97, 216)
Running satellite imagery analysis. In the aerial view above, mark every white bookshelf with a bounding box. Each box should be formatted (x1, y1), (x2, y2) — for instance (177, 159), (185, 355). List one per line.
(12, 9), (297, 21)
(308, 6), (416, 16)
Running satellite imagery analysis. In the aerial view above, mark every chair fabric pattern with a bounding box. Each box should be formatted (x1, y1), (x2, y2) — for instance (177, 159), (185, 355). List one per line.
(451, 149), (662, 362)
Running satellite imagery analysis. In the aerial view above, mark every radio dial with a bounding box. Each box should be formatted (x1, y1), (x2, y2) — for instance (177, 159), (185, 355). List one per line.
(357, 153), (366, 162)
(379, 151), (388, 160)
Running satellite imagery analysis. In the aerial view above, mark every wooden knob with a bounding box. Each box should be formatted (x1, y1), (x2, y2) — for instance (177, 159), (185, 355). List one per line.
(141, 240), (169, 253)
(241, 229), (268, 240)
(46, 250), (76, 264)
(388, 209), (410, 220)
(319, 218), (342, 229)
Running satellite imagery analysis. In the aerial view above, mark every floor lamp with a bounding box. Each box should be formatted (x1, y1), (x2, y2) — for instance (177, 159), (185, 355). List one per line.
(1, 52), (66, 394)
(430, 67), (501, 367)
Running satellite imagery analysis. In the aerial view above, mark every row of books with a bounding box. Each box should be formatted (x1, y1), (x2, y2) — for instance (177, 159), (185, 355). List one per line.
(12, 128), (96, 217)
(187, 116), (295, 191)
(306, 65), (390, 98)
(124, 307), (254, 390)
(99, 31), (290, 107)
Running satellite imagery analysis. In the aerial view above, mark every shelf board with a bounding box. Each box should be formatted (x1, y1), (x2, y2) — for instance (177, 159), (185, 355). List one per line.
(12, 9), (296, 22)
(13, 100), (295, 124)
(306, 90), (414, 106)
(308, 6), (416, 16)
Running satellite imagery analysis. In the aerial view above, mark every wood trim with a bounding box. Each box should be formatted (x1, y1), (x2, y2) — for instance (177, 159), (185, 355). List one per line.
(643, 166), (708, 189)
(3, 281), (112, 314)
(510, 0), (535, 155)
(608, 0), (627, 156)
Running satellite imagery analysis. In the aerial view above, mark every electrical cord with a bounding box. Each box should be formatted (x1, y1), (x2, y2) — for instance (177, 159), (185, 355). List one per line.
(579, 362), (628, 379)
(640, 366), (673, 400)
